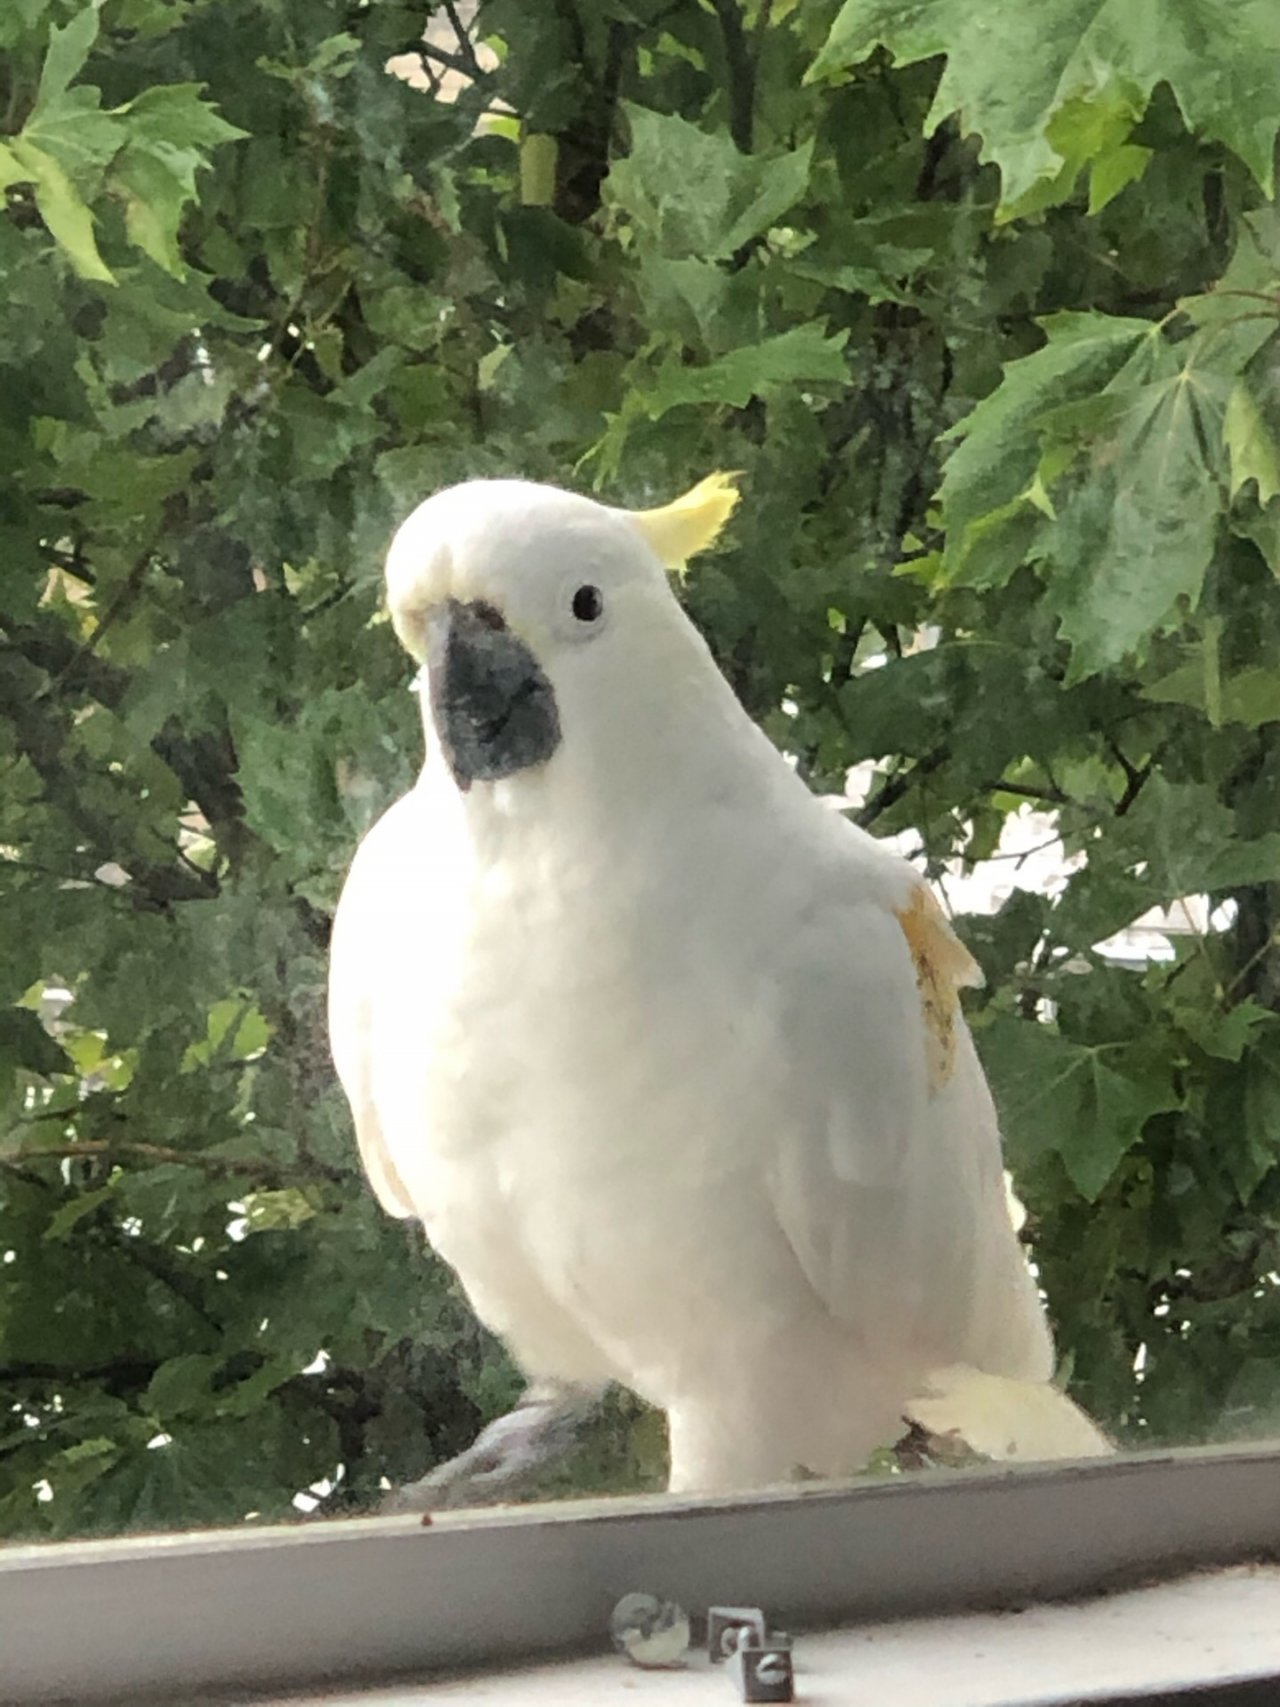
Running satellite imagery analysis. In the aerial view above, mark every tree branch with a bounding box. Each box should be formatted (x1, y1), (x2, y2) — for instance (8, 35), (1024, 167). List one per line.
(36, 549), (154, 701)
(107, 1227), (224, 1330)
(0, 1358), (158, 1387)
(441, 0), (483, 78)
(410, 41), (473, 80)
(0, 1140), (353, 1186)
(0, 679), (214, 910)
(857, 747), (948, 827)
(711, 0), (757, 152)
(550, 0), (587, 67)
(1109, 737), (1156, 817)
(983, 778), (1070, 807)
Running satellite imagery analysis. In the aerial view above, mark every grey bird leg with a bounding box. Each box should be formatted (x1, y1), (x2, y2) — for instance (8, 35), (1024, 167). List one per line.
(381, 1381), (602, 1512)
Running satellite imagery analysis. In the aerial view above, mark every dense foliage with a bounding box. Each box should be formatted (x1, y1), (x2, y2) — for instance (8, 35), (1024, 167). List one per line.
(3, 0), (1280, 1539)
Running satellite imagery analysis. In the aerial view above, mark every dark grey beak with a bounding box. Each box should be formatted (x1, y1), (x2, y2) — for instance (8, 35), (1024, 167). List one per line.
(425, 598), (561, 791)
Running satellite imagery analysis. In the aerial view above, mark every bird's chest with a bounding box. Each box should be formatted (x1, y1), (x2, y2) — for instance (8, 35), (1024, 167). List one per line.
(402, 818), (785, 1265)
(426, 856), (687, 1170)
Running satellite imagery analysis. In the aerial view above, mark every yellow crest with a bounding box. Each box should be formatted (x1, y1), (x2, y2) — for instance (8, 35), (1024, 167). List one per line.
(625, 471), (741, 570)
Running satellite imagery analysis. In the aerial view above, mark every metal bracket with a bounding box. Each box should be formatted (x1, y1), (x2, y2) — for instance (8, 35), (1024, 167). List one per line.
(707, 1605), (768, 1661)
(708, 1606), (794, 1702)
(727, 1635), (795, 1703)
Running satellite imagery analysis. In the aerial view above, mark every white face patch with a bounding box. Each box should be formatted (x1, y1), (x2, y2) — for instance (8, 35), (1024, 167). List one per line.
(384, 476), (730, 663)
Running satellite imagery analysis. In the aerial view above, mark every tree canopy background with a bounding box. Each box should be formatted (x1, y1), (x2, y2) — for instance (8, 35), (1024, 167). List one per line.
(4, 0), (1280, 1539)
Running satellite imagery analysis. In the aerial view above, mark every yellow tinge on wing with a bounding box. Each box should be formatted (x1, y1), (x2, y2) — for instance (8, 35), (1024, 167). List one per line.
(895, 883), (984, 1095)
(625, 471), (742, 570)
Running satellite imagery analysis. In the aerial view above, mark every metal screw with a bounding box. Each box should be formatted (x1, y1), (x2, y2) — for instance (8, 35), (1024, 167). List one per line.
(756, 1653), (790, 1686)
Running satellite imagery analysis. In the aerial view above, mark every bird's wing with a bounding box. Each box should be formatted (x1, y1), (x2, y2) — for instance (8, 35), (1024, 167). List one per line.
(765, 842), (1052, 1384)
(327, 793), (421, 1219)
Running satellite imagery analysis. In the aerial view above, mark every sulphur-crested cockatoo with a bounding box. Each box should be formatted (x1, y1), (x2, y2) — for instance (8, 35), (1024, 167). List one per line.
(329, 474), (1108, 1504)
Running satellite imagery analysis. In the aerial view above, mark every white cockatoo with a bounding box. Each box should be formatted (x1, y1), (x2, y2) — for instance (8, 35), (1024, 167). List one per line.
(329, 474), (1109, 1503)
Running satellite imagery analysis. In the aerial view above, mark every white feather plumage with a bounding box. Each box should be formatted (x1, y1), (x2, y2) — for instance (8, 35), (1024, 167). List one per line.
(328, 478), (1108, 1492)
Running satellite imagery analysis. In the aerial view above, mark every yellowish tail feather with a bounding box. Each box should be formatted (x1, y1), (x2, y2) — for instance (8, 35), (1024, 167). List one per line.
(907, 1365), (1113, 1462)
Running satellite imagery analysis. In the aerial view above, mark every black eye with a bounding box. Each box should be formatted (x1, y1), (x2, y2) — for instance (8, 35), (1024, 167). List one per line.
(571, 583), (604, 624)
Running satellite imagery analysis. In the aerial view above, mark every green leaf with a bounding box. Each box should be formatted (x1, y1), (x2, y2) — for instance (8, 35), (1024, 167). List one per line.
(635, 254), (731, 347)
(145, 1354), (220, 1418)
(21, 16), (124, 185)
(1224, 378), (1280, 507)
(520, 133), (558, 207)
(213, 1357), (299, 1419)
(0, 141), (26, 193)
(980, 1015), (1181, 1200)
(241, 1187), (319, 1233)
(1192, 838), (1280, 891)
(8, 137), (114, 282)
(939, 313), (1153, 585)
(1086, 142), (1152, 214)
(256, 31), (361, 85)
(1119, 776), (1280, 896)
(0, 0), (56, 41)
(41, 1437), (124, 1508)
(809, 0), (1280, 207)
(43, 1181), (120, 1242)
(0, 1006), (66, 1078)
(180, 997), (272, 1072)
(1143, 658), (1280, 728)
(638, 323), (848, 417)
(30, 4), (102, 116)
(109, 85), (246, 276)
(1185, 210), (1280, 327)
(1220, 1357), (1280, 1440)
(1039, 343), (1230, 676)
(607, 107), (812, 260)
(1231, 1037), (1280, 1199)
(1175, 999), (1275, 1064)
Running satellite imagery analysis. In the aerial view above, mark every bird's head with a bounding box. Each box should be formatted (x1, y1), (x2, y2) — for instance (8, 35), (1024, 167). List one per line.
(384, 474), (739, 792)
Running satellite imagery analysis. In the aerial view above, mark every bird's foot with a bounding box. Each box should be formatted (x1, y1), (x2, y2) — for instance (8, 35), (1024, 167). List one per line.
(381, 1382), (599, 1513)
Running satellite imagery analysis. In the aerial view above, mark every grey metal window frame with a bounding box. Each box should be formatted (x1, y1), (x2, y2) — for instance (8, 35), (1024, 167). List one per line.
(2, 1443), (1279, 1704)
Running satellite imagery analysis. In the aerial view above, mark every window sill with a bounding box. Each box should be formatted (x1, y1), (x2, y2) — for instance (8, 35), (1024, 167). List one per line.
(282, 1566), (1280, 1706)
(3, 1444), (1279, 1704)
